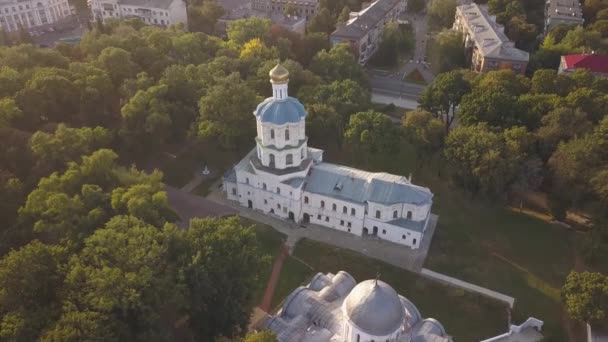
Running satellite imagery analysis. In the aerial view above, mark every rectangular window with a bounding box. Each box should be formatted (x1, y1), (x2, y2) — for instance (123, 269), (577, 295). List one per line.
(317, 214), (321, 220)
(325, 216), (329, 222)
(347, 222), (352, 228)
(351, 208), (355, 216)
(231, 188), (236, 195)
(393, 210), (398, 219)
(264, 199), (268, 204)
(332, 204), (336, 211)
(343, 206), (347, 214)
(340, 220), (344, 226)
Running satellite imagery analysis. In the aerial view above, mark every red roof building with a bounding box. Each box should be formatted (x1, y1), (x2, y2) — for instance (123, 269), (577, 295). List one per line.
(559, 53), (608, 76)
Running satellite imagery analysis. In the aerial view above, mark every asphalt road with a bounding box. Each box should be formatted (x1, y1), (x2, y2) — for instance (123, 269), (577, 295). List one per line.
(369, 73), (426, 98)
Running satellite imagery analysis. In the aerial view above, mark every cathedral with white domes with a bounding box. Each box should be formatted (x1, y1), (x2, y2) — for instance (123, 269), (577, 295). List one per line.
(264, 271), (451, 341)
(223, 64), (434, 249)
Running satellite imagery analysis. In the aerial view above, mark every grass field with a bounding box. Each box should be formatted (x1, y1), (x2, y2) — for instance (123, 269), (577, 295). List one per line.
(273, 239), (507, 340)
(320, 141), (580, 340)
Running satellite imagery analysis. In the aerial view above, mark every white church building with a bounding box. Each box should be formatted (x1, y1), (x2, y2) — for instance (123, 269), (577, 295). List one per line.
(264, 271), (451, 341)
(223, 64), (434, 249)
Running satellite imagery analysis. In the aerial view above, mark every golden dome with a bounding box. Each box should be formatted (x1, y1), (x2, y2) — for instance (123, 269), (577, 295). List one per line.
(269, 64), (289, 83)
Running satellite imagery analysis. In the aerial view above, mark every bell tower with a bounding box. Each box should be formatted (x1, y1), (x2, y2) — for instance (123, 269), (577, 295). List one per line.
(253, 64), (308, 170)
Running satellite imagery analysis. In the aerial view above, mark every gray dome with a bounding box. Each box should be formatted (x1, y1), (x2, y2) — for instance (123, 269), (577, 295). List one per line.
(344, 279), (405, 336)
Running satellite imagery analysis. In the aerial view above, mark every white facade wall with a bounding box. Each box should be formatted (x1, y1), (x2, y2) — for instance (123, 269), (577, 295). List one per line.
(342, 315), (403, 342)
(301, 192), (365, 235)
(0, 0), (71, 32)
(89, 0), (187, 27)
(257, 118), (307, 169)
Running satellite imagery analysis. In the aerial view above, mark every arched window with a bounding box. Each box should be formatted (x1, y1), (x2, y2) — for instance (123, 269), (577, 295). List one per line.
(304, 196), (309, 204)
(393, 210), (398, 219)
(285, 128), (290, 140)
(270, 129), (275, 139)
(343, 206), (347, 214)
(332, 203), (337, 211)
(321, 200), (325, 208)
(276, 187), (281, 194)
(301, 148), (305, 159)
(351, 208), (356, 216)
(406, 211), (412, 219)
(375, 210), (381, 219)
(263, 183), (267, 190)
(286, 154), (293, 165)
(269, 153), (275, 167)
(357, 334), (360, 342)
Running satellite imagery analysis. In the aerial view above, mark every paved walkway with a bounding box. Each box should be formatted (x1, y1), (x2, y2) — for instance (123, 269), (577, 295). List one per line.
(259, 244), (289, 312)
(180, 168), (216, 193)
(399, 4), (435, 83)
(420, 268), (516, 308)
(166, 185), (237, 227)
(206, 187), (438, 272)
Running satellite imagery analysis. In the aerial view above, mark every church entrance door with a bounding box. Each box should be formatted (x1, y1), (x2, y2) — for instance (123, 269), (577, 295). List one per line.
(288, 211), (294, 221)
(362, 228), (369, 236)
(302, 213), (310, 224)
(248, 200), (253, 209)
(372, 226), (378, 236)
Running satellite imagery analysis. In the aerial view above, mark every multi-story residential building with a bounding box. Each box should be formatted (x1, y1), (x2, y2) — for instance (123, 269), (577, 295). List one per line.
(89, 0), (187, 28)
(251, 0), (318, 21)
(329, 0), (405, 65)
(216, 7), (305, 37)
(0, 0), (72, 33)
(544, 0), (584, 34)
(559, 53), (608, 77)
(453, 3), (529, 74)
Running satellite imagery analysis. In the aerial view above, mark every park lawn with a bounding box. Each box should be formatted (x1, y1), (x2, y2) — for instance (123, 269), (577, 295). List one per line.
(161, 143), (241, 188)
(424, 179), (576, 341)
(278, 239), (506, 341)
(238, 217), (288, 305)
(270, 256), (315, 310)
(321, 142), (578, 340)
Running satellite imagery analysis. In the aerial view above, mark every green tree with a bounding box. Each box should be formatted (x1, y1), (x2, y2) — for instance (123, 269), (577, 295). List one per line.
(402, 110), (445, 157)
(196, 73), (259, 149)
(227, 17), (272, 45)
(188, 1), (225, 34)
(63, 215), (184, 341)
(562, 271), (608, 325)
(183, 217), (269, 340)
(119, 84), (172, 153)
(0, 98), (22, 128)
(0, 241), (66, 341)
(69, 62), (117, 126)
(420, 70), (470, 133)
(30, 124), (111, 176)
(427, 29), (465, 73)
(444, 124), (527, 195)
(506, 15), (537, 51)
(309, 43), (366, 84)
(371, 22), (413, 66)
(344, 111), (399, 164)
(96, 47), (138, 87)
(337, 6), (351, 24)
(307, 7), (335, 34)
(537, 107), (592, 158)
(429, 0), (458, 28)
(242, 330), (278, 342)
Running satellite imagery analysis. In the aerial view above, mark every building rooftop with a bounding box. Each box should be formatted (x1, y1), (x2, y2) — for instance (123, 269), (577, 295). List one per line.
(254, 96), (307, 125)
(331, 0), (400, 40)
(265, 271), (450, 341)
(303, 162), (433, 206)
(561, 53), (608, 74)
(118, 0), (176, 9)
(456, 3), (529, 62)
(545, 0), (584, 22)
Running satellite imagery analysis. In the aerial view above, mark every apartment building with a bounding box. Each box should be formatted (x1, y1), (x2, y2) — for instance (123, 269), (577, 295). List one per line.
(89, 0), (187, 28)
(0, 0), (72, 32)
(251, 0), (318, 21)
(544, 0), (583, 34)
(453, 3), (529, 74)
(329, 0), (405, 65)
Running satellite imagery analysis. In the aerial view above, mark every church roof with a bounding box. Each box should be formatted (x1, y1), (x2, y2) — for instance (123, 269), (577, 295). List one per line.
(254, 96), (307, 125)
(304, 163), (433, 206)
(344, 279), (405, 336)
